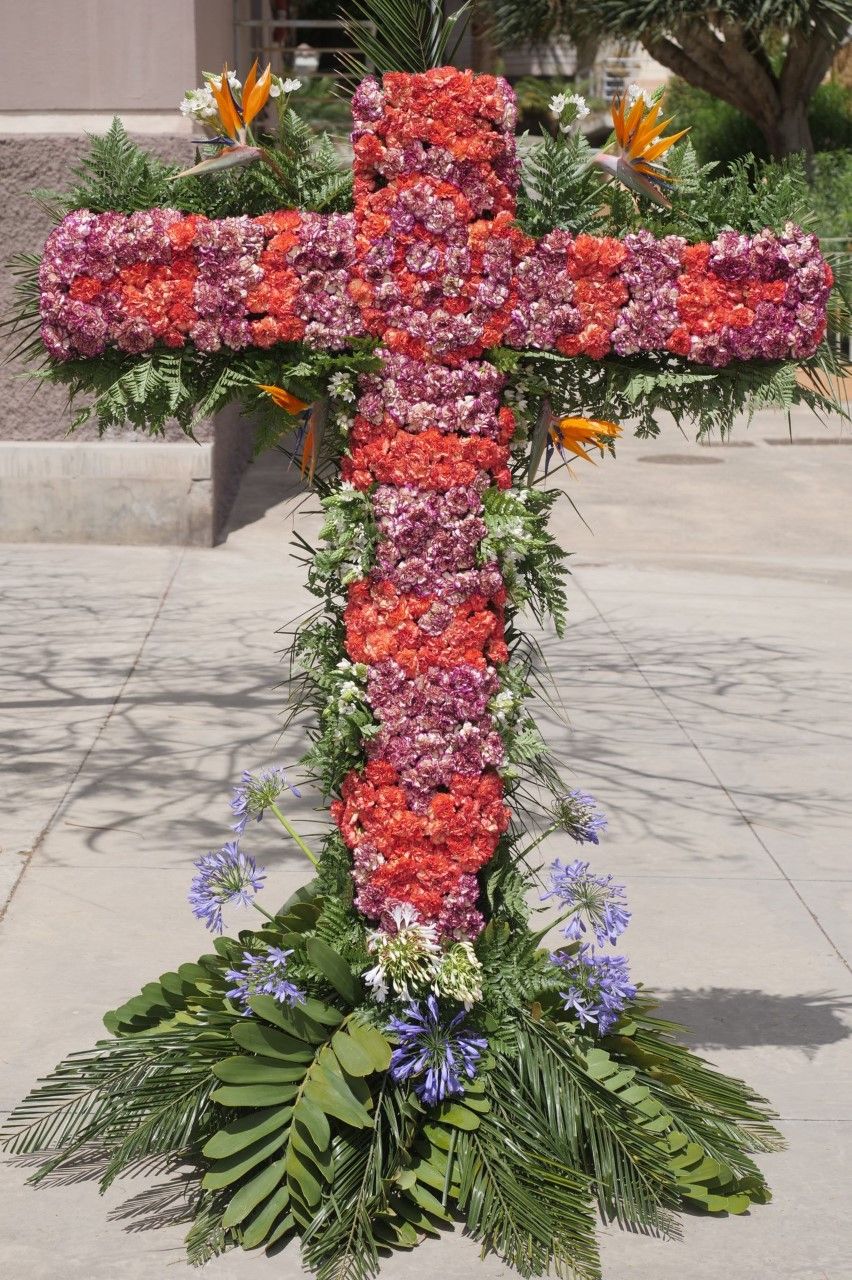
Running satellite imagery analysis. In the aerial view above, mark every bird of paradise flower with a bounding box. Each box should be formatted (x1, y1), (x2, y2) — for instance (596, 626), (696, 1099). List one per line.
(174, 62), (287, 181)
(594, 90), (689, 208)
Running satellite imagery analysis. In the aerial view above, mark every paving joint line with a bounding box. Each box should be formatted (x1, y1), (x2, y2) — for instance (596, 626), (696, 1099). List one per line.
(573, 575), (852, 976)
(0, 549), (186, 924)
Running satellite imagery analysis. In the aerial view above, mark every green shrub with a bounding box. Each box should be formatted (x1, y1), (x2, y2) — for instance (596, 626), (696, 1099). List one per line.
(808, 150), (852, 240)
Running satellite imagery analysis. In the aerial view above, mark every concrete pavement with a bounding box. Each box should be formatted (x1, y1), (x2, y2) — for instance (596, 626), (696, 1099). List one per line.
(1, 408), (851, 1279)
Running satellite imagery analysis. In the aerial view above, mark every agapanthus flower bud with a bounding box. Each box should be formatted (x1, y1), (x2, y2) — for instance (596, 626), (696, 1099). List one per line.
(230, 765), (300, 836)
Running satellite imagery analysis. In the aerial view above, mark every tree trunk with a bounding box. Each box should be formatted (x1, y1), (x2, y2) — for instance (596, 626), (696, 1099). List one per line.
(573, 33), (600, 85)
(639, 25), (833, 170)
(762, 100), (815, 163)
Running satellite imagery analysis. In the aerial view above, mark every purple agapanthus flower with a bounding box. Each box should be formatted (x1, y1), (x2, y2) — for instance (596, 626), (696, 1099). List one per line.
(543, 858), (631, 946)
(230, 765), (301, 836)
(388, 996), (487, 1105)
(225, 946), (305, 1013)
(188, 842), (265, 934)
(554, 789), (607, 844)
(553, 944), (637, 1036)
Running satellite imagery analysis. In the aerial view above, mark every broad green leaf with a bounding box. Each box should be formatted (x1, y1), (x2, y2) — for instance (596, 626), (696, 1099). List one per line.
(374, 1217), (418, 1247)
(300, 997), (344, 1028)
(422, 1122), (454, 1151)
(286, 902), (323, 932)
(177, 962), (209, 984)
(306, 937), (359, 1004)
(433, 1101), (480, 1131)
(408, 1180), (454, 1221)
(213, 937), (242, 961)
(265, 1210), (296, 1248)
(286, 1002), (336, 1043)
(331, 1030), (375, 1077)
(303, 1062), (373, 1128)
(292, 1118), (333, 1180)
(202, 1129), (286, 1189)
(396, 1196), (442, 1236)
(276, 879), (319, 916)
(158, 971), (187, 997)
(213, 1055), (306, 1085)
(212, 1083), (299, 1108)
(294, 1095), (330, 1150)
(285, 1145), (322, 1206)
(349, 1019), (392, 1071)
(203, 1106), (292, 1159)
(249, 995), (330, 1044)
(240, 1185), (291, 1249)
(457, 1091), (490, 1114)
(231, 1020), (314, 1062)
(222, 1157), (287, 1229)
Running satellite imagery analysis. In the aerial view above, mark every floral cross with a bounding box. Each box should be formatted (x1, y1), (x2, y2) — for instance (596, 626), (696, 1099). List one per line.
(36, 67), (832, 950)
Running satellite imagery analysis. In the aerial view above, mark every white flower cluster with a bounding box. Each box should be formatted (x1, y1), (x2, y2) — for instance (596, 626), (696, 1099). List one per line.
(329, 370), (357, 403)
(271, 76), (302, 97)
(489, 686), (522, 727)
(549, 90), (590, 133)
(178, 71), (301, 124)
(364, 905), (484, 1007)
(504, 381), (530, 415)
(179, 85), (218, 123)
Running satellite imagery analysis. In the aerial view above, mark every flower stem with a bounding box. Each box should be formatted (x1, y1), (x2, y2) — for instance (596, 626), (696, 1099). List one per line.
(516, 823), (557, 862)
(269, 802), (319, 868)
(252, 901), (278, 924)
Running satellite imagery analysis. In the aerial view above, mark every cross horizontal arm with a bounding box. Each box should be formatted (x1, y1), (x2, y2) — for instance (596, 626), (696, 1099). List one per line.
(38, 206), (365, 362)
(39, 208), (831, 370)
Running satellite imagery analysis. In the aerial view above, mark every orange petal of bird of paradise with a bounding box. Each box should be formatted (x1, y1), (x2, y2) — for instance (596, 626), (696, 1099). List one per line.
(257, 383), (311, 415)
(551, 416), (622, 464)
(210, 66), (242, 141)
(242, 61), (272, 128)
(258, 383), (319, 482)
(598, 91), (689, 207)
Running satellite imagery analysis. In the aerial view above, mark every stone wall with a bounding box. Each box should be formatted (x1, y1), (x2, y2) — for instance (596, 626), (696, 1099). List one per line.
(0, 0), (254, 544)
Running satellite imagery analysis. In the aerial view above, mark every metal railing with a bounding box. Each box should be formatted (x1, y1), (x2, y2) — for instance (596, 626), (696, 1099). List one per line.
(233, 2), (362, 81)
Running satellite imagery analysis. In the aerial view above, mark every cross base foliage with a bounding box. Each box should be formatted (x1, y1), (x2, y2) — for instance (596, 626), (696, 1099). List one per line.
(2, 879), (781, 1279)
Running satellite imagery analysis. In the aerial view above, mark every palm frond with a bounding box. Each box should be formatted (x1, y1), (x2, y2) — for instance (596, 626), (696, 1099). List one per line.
(340, 0), (471, 81)
(1, 1029), (230, 1189)
(454, 1103), (600, 1279)
(1, 251), (44, 364)
(512, 1020), (676, 1233)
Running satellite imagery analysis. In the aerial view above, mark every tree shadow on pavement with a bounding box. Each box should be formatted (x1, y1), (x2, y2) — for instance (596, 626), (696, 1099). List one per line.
(654, 987), (852, 1055)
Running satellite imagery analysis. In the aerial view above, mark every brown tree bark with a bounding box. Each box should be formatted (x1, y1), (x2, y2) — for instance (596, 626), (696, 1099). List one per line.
(764, 100), (816, 160)
(640, 19), (838, 163)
